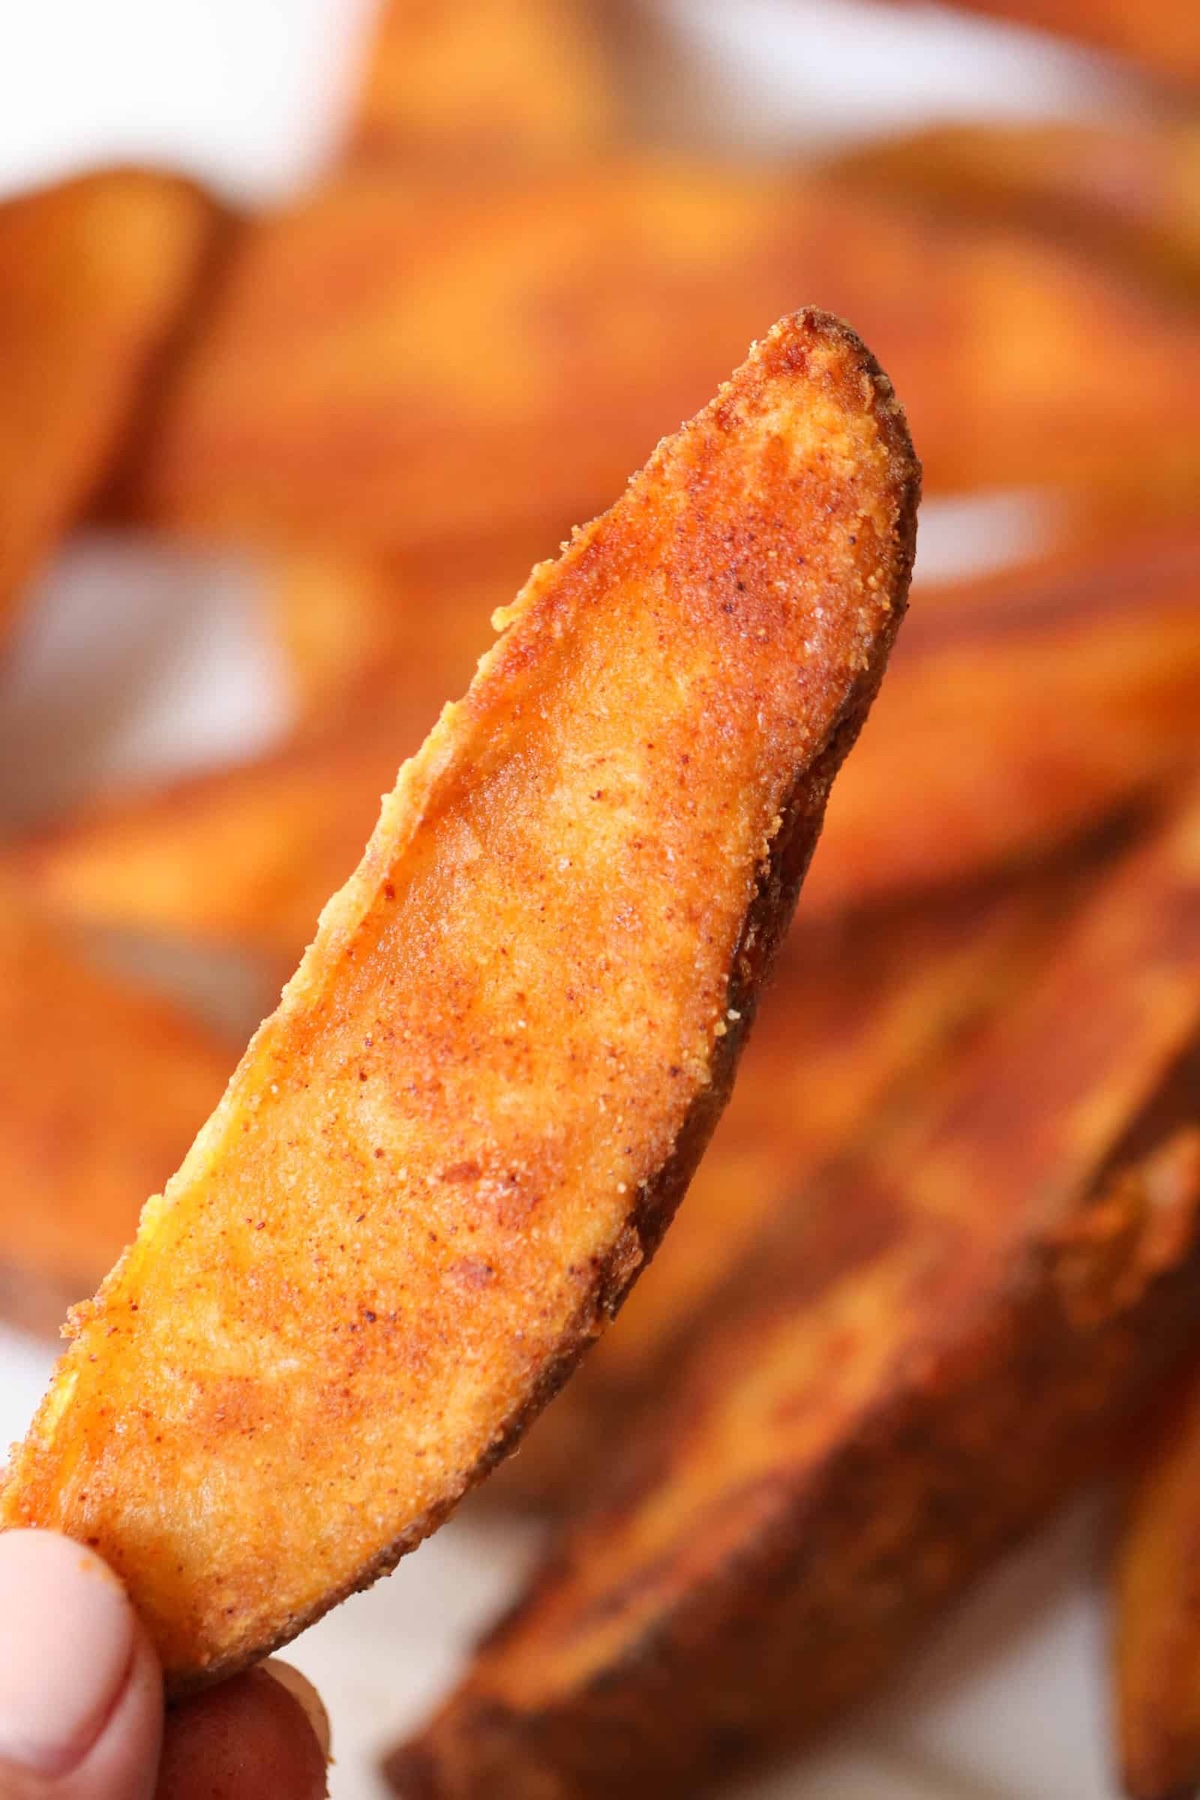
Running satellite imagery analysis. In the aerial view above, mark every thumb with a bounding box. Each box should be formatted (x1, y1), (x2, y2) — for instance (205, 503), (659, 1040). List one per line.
(0, 1529), (162, 1800)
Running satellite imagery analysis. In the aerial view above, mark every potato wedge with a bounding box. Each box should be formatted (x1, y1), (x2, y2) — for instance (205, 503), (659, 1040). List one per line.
(264, 542), (405, 725)
(0, 886), (230, 1336)
(832, 120), (1200, 295)
(346, 0), (614, 162)
(501, 868), (1087, 1506)
(389, 783), (1200, 1798)
(18, 519), (1198, 960)
(1115, 1357), (1200, 1797)
(876, 0), (1197, 84)
(264, 527), (564, 727)
(116, 165), (1200, 548)
(0, 168), (217, 643)
(0, 312), (918, 1688)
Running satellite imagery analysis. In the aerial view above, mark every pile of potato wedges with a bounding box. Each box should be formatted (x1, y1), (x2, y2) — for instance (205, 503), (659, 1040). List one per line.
(0, 2), (1198, 1795)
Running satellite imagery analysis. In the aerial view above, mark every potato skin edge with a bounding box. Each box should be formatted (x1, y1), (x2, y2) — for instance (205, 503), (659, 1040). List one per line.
(161, 312), (915, 1695)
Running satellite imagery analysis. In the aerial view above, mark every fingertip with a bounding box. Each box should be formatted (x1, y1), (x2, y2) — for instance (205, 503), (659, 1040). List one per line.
(261, 1662), (330, 1762)
(0, 1529), (158, 1784)
(157, 1667), (328, 1800)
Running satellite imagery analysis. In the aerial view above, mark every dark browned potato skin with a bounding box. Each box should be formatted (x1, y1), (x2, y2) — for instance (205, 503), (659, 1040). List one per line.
(1115, 1358), (1200, 1799)
(498, 865), (1090, 1507)
(0, 312), (918, 1690)
(388, 786), (1200, 1799)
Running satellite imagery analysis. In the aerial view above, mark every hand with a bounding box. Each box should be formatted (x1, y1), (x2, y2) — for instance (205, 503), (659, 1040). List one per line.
(0, 1531), (328, 1798)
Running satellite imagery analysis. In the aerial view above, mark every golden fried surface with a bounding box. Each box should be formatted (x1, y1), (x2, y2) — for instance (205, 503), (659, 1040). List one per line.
(0, 886), (230, 1336)
(502, 875), (1079, 1506)
(833, 120), (1200, 294)
(1115, 1362), (1200, 1798)
(346, 0), (614, 162)
(0, 313), (918, 1688)
(0, 169), (216, 642)
(118, 165), (1200, 548)
(390, 784), (1200, 1798)
(19, 521), (1198, 961)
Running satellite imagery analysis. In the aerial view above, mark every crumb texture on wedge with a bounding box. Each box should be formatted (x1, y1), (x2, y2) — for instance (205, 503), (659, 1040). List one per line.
(0, 311), (917, 1690)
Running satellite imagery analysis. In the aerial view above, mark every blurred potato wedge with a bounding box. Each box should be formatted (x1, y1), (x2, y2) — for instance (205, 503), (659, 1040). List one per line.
(833, 119), (1200, 295)
(389, 782), (1200, 1799)
(347, 0), (614, 162)
(807, 520), (1200, 914)
(117, 165), (1200, 548)
(1116, 1359), (1200, 1798)
(501, 869), (1089, 1505)
(17, 520), (1198, 961)
(0, 885), (231, 1336)
(0, 313), (917, 1688)
(0, 168), (217, 644)
(263, 525), (566, 728)
(879, 0), (1199, 83)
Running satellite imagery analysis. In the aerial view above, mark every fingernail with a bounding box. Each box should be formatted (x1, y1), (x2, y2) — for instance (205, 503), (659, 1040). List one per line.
(0, 1530), (135, 1776)
(263, 1661), (332, 1761)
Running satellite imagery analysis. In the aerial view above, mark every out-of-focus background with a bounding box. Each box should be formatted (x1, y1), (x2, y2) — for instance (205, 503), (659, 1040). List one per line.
(0, 2), (1197, 1796)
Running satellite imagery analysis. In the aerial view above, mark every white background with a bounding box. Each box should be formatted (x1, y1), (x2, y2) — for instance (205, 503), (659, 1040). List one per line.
(0, 2), (1156, 1793)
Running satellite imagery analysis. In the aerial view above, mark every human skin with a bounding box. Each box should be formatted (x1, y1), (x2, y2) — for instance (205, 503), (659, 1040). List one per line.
(0, 1531), (328, 1800)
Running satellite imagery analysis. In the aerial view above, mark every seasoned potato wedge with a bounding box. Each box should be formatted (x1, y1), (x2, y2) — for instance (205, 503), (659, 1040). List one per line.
(18, 521), (1198, 960)
(0, 888), (231, 1337)
(501, 869), (1086, 1505)
(346, 0), (614, 162)
(116, 166), (1200, 548)
(1115, 1358), (1200, 1798)
(0, 312), (917, 1688)
(833, 120), (1200, 294)
(390, 784), (1200, 1798)
(0, 168), (216, 642)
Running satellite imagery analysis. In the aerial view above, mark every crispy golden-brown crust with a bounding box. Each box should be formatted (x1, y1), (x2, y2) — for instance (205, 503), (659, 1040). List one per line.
(388, 785), (1200, 1798)
(0, 169), (216, 643)
(0, 312), (917, 1690)
(116, 165), (1200, 548)
(832, 120), (1200, 296)
(0, 886), (231, 1336)
(17, 521), (1198, 961)
(346, 0), (614, 163)
(1115, 1359), (1200, 1798)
